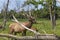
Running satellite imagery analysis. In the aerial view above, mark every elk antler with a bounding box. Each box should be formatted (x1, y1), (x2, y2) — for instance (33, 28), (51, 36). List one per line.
(12, 14), (40, 35)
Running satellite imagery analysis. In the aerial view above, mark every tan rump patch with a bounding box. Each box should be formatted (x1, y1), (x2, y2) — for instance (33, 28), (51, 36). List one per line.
(14, 24), (25, 32)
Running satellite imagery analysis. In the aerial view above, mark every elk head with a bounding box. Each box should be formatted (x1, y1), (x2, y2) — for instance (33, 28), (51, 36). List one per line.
(24, 13), (36, 24)
(28, 16), (36, 23)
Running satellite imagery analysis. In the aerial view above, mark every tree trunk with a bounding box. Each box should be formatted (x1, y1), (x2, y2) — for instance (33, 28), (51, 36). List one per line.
(3, 0), (9, 29)
(49, 0), (56, 30)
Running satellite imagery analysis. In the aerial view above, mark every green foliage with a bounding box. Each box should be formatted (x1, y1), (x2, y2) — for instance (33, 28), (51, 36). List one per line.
(0, 19), (60, 40)
(0, 0), (59, 19)
(0, 13), (3, 19)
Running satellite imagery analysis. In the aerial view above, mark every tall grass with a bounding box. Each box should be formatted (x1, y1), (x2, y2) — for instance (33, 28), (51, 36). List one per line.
(0, 19), (60, 40)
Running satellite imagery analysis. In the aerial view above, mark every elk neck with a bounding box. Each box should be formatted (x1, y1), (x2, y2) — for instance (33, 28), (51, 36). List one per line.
(28, 20), (33, 28)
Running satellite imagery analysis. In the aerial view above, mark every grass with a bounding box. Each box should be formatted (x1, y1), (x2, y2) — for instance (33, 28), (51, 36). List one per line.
(0, 18), (60, 40)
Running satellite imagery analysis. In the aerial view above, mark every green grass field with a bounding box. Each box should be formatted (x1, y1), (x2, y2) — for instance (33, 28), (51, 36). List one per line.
(0, 19), (60, 40)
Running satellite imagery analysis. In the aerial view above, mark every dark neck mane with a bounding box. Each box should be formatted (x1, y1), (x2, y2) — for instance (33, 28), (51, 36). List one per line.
(28, 21), (33, 28)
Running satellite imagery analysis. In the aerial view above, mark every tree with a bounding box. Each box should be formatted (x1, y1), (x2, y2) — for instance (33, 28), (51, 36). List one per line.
(15, 0), (21, 12)
(3, 0), (9, 29)
(24, 0), (56, 30)
(47, 0), (56, 29)
(23, 0), (46, 18)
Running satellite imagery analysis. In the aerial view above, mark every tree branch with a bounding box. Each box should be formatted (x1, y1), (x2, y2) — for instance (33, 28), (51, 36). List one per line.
(0, 33), (57, 40)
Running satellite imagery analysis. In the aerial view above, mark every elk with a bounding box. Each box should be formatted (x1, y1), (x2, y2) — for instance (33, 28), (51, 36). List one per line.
(9, 14), (38, 36)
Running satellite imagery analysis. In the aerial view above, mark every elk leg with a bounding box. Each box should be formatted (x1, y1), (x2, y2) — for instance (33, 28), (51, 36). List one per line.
(14, 32), (17, 35)
(22, 30), (26, 36)
(9, 29), (14, 34)
(9, 29), (14, 40)
(13, 32), (17, 40)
